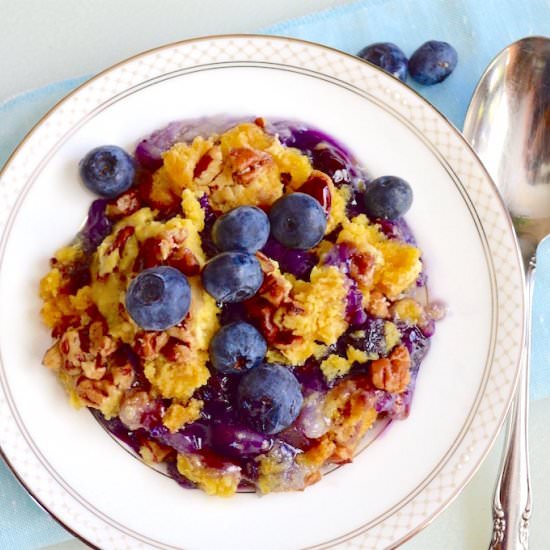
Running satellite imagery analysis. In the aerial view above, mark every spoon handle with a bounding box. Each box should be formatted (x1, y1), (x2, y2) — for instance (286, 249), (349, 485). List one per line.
(489, 258), (534, 550)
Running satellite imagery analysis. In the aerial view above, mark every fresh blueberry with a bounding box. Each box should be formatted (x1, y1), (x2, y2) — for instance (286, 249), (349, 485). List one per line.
(210, 322), (267, 374)
(125, 266), (190, 331)
(212, 206), (270, 253)
(269, 192), (327, 250)
(238, 364), (303, 434)
(408, 41), (458, 85)
(357, 42), (408, 82)
(201, 252), (263, 303)
(363, 176), (413, 220)
(79, 145), (135, 198)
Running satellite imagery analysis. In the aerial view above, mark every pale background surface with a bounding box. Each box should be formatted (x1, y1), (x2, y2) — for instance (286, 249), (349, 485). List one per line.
(1, 1), (549, 549)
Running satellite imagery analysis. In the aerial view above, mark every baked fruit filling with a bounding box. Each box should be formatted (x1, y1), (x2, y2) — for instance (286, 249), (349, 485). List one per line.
(40, 117), (441, 496)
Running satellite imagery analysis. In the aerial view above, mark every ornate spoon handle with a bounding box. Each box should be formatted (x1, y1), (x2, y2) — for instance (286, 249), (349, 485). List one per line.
(489, 258), (534, 549)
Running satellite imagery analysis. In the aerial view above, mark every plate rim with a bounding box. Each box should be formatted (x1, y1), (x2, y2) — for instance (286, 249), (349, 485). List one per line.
(0, 33), (525, 549)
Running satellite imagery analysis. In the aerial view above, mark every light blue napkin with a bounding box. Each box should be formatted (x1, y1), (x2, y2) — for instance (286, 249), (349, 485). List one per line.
(1, 1), (549, 548)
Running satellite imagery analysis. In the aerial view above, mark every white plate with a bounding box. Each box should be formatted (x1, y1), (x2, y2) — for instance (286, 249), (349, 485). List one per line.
(0, 35), (524, 549)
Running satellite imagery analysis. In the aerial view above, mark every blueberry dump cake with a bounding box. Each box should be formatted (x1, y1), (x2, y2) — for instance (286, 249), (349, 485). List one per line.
(40, 117), (441, 496)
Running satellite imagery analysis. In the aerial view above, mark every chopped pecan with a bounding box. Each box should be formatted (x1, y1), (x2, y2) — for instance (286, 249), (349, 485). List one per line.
(42, 342), (63, 371)
(111, 362), (135, 390)
(322, 377), (377, 463)
(228, 147), (274, 185)
(134, 331), (169, 360)
(107, 226), (135, 255)
(349, 249), (376, 288)
(80, 358), (107, 380)
(160, 337), (190, 362)
(370, 345), (411, 393)
(194, 146), (223, 186)
(254, 117), (266, 129)
(75, 378), (114, 408)
(106, 189), (141, 219)
(88, 321), (116, 358)
(166, 247), (201, 276)
(134, 237), (164, 271)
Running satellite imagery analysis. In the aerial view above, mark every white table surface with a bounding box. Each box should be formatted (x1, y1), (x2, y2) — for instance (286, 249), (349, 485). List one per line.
(1, 1), (549, 549)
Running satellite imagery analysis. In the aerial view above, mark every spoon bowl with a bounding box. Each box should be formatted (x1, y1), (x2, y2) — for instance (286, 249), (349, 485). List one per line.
(464, 36), (550, 260)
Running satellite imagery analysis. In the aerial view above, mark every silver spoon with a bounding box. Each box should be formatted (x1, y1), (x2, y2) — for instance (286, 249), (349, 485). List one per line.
(464, 36), (550, 550)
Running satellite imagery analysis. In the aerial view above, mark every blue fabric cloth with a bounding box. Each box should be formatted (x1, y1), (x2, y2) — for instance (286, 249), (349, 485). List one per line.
(1, 1), (549, 547)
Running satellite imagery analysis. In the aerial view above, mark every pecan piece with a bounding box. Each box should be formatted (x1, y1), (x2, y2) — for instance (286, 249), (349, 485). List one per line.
(42, 342), (63, 371)
(228, 147), (274, 185)
(106, 189), (141, 219)
(349, 250), (376, 288)
(107, 226), (135, 255)
(299, 170), (332, 215)
(166, 247), (201, 276)
(134, 331), (169, 360)
(370, 345), (411, 393)
(194, 146), (223, 186)
(75, 378), (114, 408)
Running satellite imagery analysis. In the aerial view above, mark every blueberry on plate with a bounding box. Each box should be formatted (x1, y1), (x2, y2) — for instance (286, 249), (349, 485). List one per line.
(79, 145), (136, 198)
(357, 42), (408, 82)
(201, 252), (263, 303)
(210, 322), (267, 374)
(363, 175), (413, 220)
(269, 192), (327, 250)
(238, 363), (303, 434)
(212, 206), (270, 253)
(408, 41), (458, 85)
(125, 266), (191, 331)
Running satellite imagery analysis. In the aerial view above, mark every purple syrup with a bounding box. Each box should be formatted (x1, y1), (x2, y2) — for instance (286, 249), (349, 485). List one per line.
(346, 281), (368, 326)
(199, 194), (220, 259)
(91, 410), (146, 454)
(210, 422), (273, 458)
(293, 359), (329, 393)
(261, 237), (317, 280)
(376, 217), (417, 245)
(80, 199), (113, 252)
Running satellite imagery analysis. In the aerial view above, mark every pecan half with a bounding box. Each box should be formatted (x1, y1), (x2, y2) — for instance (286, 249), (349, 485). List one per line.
(370, 345), (411, 393)
(228, 147), (274, 185)
(298, 170), (332, 215)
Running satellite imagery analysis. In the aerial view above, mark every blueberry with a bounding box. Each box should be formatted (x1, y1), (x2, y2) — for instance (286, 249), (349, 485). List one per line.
(408, 41), (458, 85)
(238, 364), (303, 434)
(125, 266), (190, 331)
(201, 252), (263, 303)
(363, 176), (413, 220)
(357, 42), (408, 82)
(212, 206), (270, 253)
(79, 145), (135, 198)
(269, 192), (327, 250)
(210, 322), (267, 374)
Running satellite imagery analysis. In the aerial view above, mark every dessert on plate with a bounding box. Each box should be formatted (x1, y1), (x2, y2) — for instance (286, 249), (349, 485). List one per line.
(39, 117), (441, 496)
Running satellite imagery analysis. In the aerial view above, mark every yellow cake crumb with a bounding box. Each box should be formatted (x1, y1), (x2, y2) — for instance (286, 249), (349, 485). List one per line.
(275, 266), (348, 364)
(163, 399), (203, 432)
(177, 453), (241, 497)
(320, 354), (351, 381)
(391, 297), (424, 324)
(384, 321), (401, 352)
